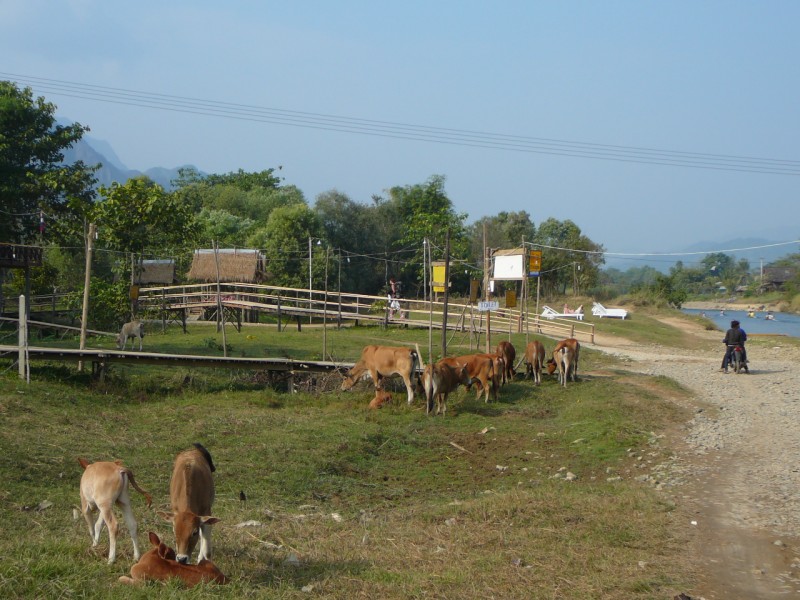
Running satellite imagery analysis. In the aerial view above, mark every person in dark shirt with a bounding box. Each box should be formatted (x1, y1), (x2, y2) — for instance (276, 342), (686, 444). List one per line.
(720, 320), (748, 373)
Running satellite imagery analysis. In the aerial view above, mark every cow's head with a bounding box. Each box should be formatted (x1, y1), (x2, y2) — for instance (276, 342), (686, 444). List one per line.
(341, 375), (356, 391)
(456, 363), (471, 385)
(546, 358), (557, 375)
(146, 531), (178, 561)
(158, 511), (220, 564)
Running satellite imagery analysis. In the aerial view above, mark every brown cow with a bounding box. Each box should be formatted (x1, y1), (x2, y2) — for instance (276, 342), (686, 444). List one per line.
(341, 345), (421, 405)
(78, 458), (152, 564)
(524, 340), (546, 385)
(159, 444), (219, 564)
(119, 531), (228, 587)
(496, 341), (516, 384)
(439, 354), (498, 403)
(368, 389), (392, 409)
(547, 338), (581, 386)
(422, 360), (471, 415)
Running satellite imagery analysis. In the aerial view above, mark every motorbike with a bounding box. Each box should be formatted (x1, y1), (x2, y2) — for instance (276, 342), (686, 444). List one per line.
(726, 344), (745, 374)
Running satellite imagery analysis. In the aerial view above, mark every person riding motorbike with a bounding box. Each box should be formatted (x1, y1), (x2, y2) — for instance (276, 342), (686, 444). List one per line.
(720, 319), (748, 373)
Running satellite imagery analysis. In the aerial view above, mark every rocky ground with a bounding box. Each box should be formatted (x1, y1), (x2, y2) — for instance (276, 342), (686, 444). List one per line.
(590, 318), (800, 599)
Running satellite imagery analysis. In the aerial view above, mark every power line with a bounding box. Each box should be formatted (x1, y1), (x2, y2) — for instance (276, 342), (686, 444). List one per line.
(4, 72), (800, 176)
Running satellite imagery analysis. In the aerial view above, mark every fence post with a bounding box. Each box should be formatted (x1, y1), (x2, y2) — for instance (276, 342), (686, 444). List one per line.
(18, 295), (28, 381)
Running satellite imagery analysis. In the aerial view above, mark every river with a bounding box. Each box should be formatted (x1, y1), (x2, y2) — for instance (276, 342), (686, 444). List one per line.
(682, 308), (800, 339)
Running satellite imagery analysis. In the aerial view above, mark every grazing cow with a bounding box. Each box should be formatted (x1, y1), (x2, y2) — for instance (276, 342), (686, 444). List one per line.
(117, 320), (145, 351)
(422, 360), (471, 415)
(119, 532), (228, 587)
(78, 458), (152, 564)
(524, 340), (546, 385)
(496, 341), (516, 384)
(159, 444), (219, 564)
(547, 338), (581, 386)
(368, 389), (393, 409)
(439, 354), (498, 403)
(341, 345), (421, 405)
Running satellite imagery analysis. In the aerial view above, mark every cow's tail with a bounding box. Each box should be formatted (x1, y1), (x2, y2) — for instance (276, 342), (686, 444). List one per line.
(413, 343), (424, 390)
(193, 442), (216, 472)
(421, 364), (434, 414)
(122, 468), (153, 508)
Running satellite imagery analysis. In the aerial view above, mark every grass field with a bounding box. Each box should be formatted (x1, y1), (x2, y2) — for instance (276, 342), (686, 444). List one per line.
(0, 319), (695, 598)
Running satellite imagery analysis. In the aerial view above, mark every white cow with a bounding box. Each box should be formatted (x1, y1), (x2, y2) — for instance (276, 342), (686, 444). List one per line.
(118, 320), (145, 351)
(78, 458), (152, 564)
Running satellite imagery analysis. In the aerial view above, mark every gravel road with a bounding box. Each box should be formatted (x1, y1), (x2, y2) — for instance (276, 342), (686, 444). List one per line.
(591, 324), (800, 599)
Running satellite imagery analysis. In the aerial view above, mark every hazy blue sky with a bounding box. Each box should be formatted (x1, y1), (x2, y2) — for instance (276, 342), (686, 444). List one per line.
(2, 1), (798, 265)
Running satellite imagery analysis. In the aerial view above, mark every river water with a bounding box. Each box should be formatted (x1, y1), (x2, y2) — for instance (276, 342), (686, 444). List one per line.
(682, 308), (800, 339)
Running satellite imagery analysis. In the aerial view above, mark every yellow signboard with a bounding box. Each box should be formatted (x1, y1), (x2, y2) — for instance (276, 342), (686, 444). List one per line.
(505, 290), (517, 308)
(432, 262), (447, 293)
(529, 250), (542, 275)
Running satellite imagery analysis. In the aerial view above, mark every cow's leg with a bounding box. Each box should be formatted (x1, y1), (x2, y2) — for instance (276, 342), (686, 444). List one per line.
(197, 524), (212, 562)
(98, 503), (119, 564)
(80, 495), (97, 542)
(118, 493), (141, 560)
(401, 372), (415, 405)
(137, 335), (142, 351)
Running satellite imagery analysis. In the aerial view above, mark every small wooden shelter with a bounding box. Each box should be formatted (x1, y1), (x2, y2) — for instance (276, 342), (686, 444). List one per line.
(760, 267), (797, 292)
(187, 248), (266, 283)
(136, 259), (176, 285)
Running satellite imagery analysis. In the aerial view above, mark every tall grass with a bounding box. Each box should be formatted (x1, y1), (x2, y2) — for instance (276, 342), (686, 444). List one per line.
(0, 323), (694, 598)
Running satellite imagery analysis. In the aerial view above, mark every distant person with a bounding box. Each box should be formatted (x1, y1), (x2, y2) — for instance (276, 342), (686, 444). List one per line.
(388, 276), (404, 319)
(720, 320), (748, 373)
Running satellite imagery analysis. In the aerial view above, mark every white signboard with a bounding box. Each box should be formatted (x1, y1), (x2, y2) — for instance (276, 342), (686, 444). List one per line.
(477, 301), (499, 312)
(493, 254), (524, 280)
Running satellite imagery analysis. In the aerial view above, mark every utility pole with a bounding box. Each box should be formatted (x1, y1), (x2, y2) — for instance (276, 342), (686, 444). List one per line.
(441, 229), (451, 359)
(483, 222), (491, 353)
(78, 223), (96, 372)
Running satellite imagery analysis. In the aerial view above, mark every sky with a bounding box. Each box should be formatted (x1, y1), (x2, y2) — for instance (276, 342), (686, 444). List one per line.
(1, 0), (799, 268)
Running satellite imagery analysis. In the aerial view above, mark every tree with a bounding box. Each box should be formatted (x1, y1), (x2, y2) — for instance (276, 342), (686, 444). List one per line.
(0, 81), (97, 244)
(386, 175), (470, 293)
(93, 177), (199, 278)
(258, 204), (323, 287)
(533, 218), (604, 297)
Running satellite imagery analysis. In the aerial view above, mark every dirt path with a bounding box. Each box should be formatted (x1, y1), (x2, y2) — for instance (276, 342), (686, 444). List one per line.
(590, 318), (800, 599)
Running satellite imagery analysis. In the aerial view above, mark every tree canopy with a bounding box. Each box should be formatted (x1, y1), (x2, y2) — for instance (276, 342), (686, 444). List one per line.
(0, 81), (97, 244)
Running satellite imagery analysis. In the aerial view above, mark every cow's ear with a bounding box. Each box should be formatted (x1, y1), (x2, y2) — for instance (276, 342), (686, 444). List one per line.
(156, 510), (174, 523)
(200, 516), (221, 526)
(148, 531), (161, 546)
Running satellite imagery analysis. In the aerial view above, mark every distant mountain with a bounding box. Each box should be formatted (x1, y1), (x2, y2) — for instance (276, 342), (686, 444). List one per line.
(59, 121), (202, 190)
(604, 236), (799, 272)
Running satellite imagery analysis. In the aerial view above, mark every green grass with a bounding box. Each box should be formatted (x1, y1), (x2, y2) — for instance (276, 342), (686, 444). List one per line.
(0, 322), (694, 598)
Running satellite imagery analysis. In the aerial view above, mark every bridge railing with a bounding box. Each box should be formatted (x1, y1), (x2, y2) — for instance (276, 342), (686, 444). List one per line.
(137, 283), (594, 343)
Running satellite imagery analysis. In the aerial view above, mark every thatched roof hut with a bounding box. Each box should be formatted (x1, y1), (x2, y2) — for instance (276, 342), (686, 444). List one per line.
(136, 259), (176, 285)
(186, 249), (266, 283)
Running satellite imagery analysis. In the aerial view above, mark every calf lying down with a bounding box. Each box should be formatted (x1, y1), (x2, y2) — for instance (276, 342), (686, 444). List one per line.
(119, 532), (227, 587)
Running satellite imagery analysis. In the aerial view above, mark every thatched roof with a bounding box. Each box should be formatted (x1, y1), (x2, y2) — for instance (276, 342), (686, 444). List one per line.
(136, 259), (176, 284)
(187, 249), (266, 283)
(763, 267), (796, 285)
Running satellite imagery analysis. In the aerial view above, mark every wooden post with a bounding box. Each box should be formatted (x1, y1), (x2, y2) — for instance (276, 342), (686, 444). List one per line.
(323, 247), (329, 360)
(483, 222), (491, 353)
(18, 294), (27, 381)
(79, 223), (96, 372)
(441, 229), (451, 358)
(213, 241), (227, 357)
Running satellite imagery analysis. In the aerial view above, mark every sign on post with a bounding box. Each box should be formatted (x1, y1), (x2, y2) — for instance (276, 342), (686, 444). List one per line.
(478, 301), (499, 312)
(529, 250), (542, 276)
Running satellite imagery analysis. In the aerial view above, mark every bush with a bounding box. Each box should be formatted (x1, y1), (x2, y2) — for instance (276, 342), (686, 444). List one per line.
(65, 280), (129, 331)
